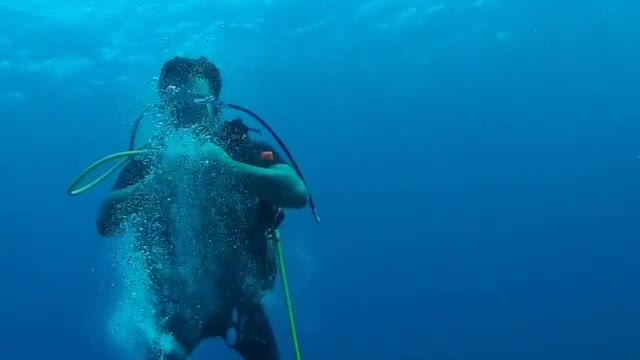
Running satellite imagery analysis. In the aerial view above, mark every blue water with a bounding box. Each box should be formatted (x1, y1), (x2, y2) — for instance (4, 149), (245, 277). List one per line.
(1, 1), (639, 359)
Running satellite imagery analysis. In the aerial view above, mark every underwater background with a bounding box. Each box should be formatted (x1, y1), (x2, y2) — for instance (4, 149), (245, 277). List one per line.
(1, 0), (639, 359)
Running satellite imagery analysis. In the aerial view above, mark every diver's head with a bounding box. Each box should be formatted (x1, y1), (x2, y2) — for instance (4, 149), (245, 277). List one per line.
(158, 56), (222, 128)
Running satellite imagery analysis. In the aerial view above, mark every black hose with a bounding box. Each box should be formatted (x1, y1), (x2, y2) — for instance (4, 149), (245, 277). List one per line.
(224, 103), (320, 223)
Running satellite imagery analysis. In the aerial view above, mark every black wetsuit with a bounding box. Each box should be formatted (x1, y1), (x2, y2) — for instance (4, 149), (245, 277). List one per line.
(108, 120), (285, 360)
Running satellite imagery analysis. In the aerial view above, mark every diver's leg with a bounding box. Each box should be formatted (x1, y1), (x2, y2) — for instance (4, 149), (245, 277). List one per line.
(141, 328), (193, 360)
(142, 335), (194, 360)
(232, 302), (280, 360)
(143, 310), (195, 360)
(144, 346), (188, 360)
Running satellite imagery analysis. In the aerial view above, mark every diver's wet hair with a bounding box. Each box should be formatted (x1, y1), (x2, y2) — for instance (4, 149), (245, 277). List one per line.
(158, 56), (222, 97)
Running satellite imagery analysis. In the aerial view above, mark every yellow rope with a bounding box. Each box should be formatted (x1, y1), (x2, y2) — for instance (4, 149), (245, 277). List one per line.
(273, 229), (303, 360)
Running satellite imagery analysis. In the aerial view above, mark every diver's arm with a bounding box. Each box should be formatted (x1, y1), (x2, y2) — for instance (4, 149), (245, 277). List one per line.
(201, 142), (308, 209)
(96, 182), (147, 237)
(96, 152), (158, 237)
(233, 162), (309, 209)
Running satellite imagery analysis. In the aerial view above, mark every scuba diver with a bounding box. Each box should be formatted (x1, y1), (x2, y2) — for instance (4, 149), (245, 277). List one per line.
(95, 56), (310, 360)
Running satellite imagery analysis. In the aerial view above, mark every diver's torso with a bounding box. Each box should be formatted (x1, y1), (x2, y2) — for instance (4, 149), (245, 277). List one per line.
(133, 131), (268, 317)
(147, 165), (251, 283)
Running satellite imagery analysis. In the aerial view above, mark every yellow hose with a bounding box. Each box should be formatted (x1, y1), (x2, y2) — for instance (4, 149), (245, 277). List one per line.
(67, 150), (151, 196)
